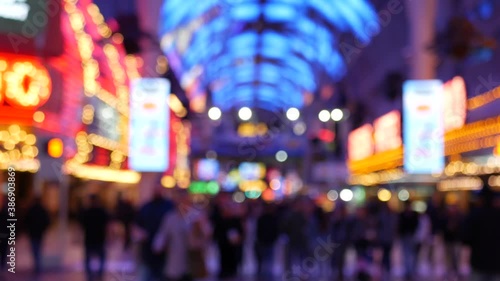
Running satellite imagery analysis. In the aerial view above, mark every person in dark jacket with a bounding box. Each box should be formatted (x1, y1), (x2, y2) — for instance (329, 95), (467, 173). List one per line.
(398, 200), (420, 280)
(377, 201), (398, 277)
(80, 194), (109, 281)
(330, 204), (352, 281)
(135, 186), (174, 281)
(255, 203), (278, 278)
(24, 197), (50, 274)
(442, 204), (464, 277)
(115, 193), (135, 250)
(214, 198), (245, 280)
(462, 191), (500, 281)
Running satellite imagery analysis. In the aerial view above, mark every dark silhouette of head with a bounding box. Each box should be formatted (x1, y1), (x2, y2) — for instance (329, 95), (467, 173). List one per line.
(89, 194), (100, 207)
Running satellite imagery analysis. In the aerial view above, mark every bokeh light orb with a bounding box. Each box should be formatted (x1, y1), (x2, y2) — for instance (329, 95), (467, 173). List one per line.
(327, 190), (338, 201)
(238, 107), (252, 121)
(208, 107), (222, 120)
(319, 110), (330, 122)
(331, 108), (344, 121)
(286, 107), (300, 121)
(339, 189), (353, 202)
(275, 150), (288, 162)
(377, 188), (392, 202)
(398, 189), (410, 201)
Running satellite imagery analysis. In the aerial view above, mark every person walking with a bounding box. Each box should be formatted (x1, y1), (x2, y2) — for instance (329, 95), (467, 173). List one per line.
(463, 191), (500, 281)
(398, 201), (420, 281)
(254, 203), (279, 279)
(377, 202), (398, 280)
(214, 196), (245, 280)
(135, 185), (174, 281)
(442, 204), (464, 278)
(24, 197), (51, 275)
(330, 203), (352, 281)
(80, 195), (109, 281)
(281, 199), (309, 278)
(115, 193), (135, 251)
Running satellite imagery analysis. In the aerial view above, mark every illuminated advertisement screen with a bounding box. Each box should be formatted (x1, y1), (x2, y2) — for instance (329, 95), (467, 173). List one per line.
(129, 78), (170, 172)
(196, 158), (220, 181)
(403, 80), (444, 174)
(0, 0), (48, 34)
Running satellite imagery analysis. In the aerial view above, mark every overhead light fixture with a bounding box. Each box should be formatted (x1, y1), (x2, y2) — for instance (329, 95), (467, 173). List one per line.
(286, 107), (300, 121)
(319, 110), (330, 122)
(208, 106), (222, 120)
(331, 108), (343, 121)
(238, 107), (252, 121)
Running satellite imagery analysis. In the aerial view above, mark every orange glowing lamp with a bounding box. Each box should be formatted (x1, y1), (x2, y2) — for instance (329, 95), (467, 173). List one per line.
(47, 138), (64, 158)
(494, 143), (500, 157)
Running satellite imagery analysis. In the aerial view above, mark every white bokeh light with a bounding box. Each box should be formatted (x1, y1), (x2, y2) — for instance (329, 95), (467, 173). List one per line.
(318, 110), (330, 122)
(238, 107), (252, 121)
(327, 190), (339, 201)
(233, 191), (245, 203)
(208, 107), (222, 120)
(339, 189), (354, 202)
(398, 189), (410, 201)
(286, 107), (300, 121)
(293, 122), (306, 135)
(331, 108), (344, 121)
(275, 150), (288, 162)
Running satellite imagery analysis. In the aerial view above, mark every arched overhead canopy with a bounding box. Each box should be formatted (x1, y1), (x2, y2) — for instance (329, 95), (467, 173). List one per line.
(159, 0), (379, 112)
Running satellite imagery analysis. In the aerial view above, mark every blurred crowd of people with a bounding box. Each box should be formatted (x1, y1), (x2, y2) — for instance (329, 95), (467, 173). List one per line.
(1, 186), (499, 281)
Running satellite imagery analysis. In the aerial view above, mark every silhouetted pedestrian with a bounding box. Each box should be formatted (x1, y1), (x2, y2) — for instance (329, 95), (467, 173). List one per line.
(255, 203), (278, 278)
(25, 197), (50, 275)
(330, 204), (352, 281)
(80, 195), (109, 281)
(398, 201), (420, 280)
(463, 191), (500, 281)
(135, 186), (174, 281)
(115, 193), (135, 250)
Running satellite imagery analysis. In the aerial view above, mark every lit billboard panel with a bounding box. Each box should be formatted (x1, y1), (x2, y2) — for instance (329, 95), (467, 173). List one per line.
(129, 78), (170, 172)
(403, 80), (444, 174)
(348, 124), (374, 161)
(374, 110), (402, 153)
(443, 76), (467, 132)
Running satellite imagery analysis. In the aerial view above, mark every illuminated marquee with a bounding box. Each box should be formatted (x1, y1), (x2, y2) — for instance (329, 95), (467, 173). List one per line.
(443, 76), (467, 132)
(348, 124), (374, 161)
(374, 110), (402, 153)
(0, 54), (51, 109)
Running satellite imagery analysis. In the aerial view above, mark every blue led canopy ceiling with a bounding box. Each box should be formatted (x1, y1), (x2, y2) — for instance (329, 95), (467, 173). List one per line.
(159, 0), (379, 111)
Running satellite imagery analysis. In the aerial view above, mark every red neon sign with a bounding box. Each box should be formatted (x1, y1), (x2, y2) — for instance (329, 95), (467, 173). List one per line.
(0, 54), (52, 109)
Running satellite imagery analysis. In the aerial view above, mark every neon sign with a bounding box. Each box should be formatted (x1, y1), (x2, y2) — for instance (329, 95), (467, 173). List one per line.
(348, 124), (375, 161)
(374, 110), (402, 153)
(443, 76), (467, 132)
(0, 54), (51, 109)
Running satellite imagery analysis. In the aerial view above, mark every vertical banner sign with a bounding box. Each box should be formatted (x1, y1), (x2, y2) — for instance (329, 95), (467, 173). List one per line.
(129, 78), (170, 172)
(403, 80), (444, 174)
